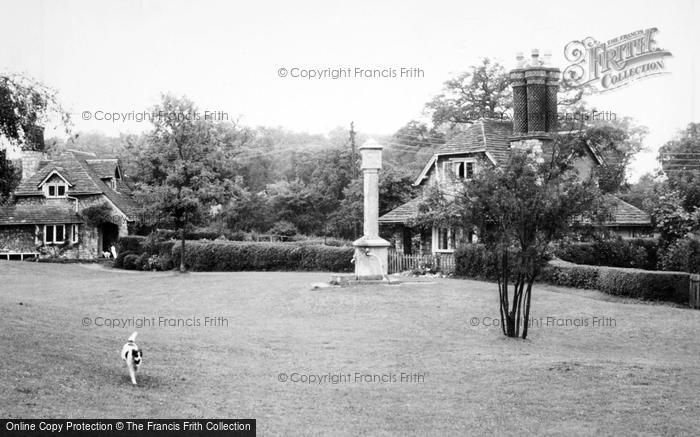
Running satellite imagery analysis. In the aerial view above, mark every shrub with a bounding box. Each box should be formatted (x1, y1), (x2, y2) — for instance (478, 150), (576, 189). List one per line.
(554, 238), (659, 270)
(114, 250), (135, 268)
(122, 253), (141, 270)
(269, 220), (299, 237)
(226, 230), (248, 241)
(80, 203), (114, 226)
(454, 244), (499, 280)
(116, 236), (147, 253)
(171, 241), (353, 272)
(454, 244), (533, 280)
(659, 238), (700, 274)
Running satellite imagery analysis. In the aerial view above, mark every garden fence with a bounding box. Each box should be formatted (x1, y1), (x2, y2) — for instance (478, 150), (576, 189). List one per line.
(691, 274), (700, 309)
(388, 250), (455, 274)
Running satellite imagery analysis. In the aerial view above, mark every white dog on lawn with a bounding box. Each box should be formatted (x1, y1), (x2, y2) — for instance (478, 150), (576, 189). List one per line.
(121, 332), (143, 385)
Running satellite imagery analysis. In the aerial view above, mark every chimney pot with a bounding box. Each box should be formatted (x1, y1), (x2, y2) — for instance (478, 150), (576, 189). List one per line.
(543, 50), (552, 66)
(531, 48), (540, 66)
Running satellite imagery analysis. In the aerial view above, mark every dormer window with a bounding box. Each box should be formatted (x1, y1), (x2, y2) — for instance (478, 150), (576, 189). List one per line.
(46, 183), (67, 198)
(444, 158), (476, 181)
(39, 169), (71, 198)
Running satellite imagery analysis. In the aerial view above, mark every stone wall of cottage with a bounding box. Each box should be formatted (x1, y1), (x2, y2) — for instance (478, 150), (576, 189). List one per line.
(36, 224), (101, 260)
(0, 225), (36, 254)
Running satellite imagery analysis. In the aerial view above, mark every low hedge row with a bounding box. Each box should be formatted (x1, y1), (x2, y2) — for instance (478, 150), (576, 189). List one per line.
(455, 244), (691, 304)
(171, 241), (354, 272)
(542, 259), (690, 303)
(554, 238), (659, 270)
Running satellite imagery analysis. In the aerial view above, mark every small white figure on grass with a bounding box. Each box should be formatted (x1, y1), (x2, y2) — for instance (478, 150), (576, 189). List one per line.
(121, 331), (143, 385)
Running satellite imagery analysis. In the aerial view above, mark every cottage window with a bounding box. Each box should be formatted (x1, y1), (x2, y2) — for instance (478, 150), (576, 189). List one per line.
(46, 183), (67, 198)
(445, 159), (476, 180)
(437, 227), (456, 251)
(44, 224), (65, 244)
(71, 224), (80, 244)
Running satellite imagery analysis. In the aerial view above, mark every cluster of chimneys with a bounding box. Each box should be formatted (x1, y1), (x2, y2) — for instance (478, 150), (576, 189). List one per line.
(510, 49), (561, 137)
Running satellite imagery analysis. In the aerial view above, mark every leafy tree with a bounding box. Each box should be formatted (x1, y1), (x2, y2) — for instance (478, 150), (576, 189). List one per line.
(385, 120), (444, 174)
(426, 58), (512, 128)
(460, 141), (599, 339)
(620, 173), (664, 216)
(658, 123), (700, 212)
(0, 149), (20, 204)
(653, 190), (698, 244)
(135, 94), (224, 272)
(0, 72), (70, 144)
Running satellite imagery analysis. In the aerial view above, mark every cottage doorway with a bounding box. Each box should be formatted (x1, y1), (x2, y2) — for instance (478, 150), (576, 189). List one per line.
(101, 222), (120, 252)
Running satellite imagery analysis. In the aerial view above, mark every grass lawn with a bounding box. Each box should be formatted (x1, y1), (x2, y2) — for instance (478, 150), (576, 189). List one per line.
(1, 260), (699, 436)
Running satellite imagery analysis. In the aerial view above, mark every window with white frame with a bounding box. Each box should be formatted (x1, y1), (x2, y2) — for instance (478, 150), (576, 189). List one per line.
(46, 183), (67, 198)
(443, 159), (476, 180)
(436, 227), (456, 251)
(71, 224), (80, 244)
(44, 225), (65, 244)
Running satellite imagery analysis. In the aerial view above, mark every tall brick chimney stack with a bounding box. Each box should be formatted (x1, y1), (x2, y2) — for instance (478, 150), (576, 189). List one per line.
(509, 49), (561, 141)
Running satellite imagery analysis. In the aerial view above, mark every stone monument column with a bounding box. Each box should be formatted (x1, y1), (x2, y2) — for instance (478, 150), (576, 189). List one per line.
(352, 139), (390, 280)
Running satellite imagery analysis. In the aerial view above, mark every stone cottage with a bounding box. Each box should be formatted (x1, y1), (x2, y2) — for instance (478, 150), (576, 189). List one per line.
(0, 150), (136, 260)
(379, 50), (653, 255)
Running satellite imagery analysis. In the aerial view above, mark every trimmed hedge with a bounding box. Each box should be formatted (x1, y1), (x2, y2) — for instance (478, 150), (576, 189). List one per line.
(596, 266), (689, 302)
(539, 259), (600, 289)
(554, 238), (659, 270)
(171, 241), (354, 272)
(455, 244), (691, 304)
(543, 259), (690, 303)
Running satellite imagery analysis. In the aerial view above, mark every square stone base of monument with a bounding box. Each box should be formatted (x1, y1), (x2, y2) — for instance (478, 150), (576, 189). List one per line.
(352, 236), (391, 279)
(329, 273), (400, 286)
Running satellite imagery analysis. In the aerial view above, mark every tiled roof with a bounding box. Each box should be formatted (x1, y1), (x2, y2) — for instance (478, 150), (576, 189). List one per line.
(84, 158), (119, 178)
(14, 151), (137, 219)
(0, 203), (83, 225)
(16, 152), (102, 195)
(605, 196), (651, 226)
(438, 119), (513, 164)
(379, 197), (422, 223)
(380, 195), (651, 227)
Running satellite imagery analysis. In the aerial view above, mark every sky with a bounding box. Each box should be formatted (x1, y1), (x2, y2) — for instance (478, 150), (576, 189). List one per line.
(1, 0), (698, 181)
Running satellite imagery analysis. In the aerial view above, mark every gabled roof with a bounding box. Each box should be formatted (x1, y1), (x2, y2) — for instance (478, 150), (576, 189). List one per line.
(14, 151), (137, 220)
(0, 204), (83, 225)
(414, 119), (512, 185)
(37, 167), (74, 187)
(438, 119), (513, 163)
(378, 197), (423, 224)
(604, 196), (652, 226)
